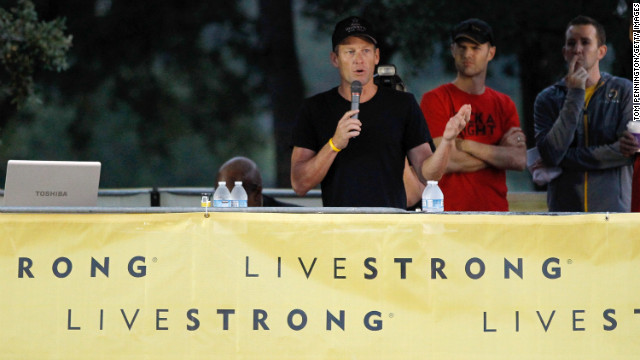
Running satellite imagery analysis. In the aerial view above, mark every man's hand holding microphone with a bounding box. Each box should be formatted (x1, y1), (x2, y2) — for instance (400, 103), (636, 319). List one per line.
(331, 80), (363, 151)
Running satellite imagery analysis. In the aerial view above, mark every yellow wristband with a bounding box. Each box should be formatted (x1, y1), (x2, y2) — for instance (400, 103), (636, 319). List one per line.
(329, 138), (341, 152)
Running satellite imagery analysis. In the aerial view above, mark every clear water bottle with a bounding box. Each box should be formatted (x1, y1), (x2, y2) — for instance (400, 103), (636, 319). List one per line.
(422, 180), (444, 213)
(213, 181), (231, 208)
(230, 181), (248, 208)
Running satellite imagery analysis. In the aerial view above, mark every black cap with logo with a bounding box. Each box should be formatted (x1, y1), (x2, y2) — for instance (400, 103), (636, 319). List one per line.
(451, 18), (494, 45)
(332, 16), (378, 50)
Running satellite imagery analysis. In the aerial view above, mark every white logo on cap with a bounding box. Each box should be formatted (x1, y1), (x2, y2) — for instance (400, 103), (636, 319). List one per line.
(346, 18), (367, 33)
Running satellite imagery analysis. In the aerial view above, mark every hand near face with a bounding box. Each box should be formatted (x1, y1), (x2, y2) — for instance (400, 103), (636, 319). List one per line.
(565, 55), (588, 89)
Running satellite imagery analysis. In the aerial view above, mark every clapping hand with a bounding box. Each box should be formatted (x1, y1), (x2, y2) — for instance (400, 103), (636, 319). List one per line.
(443, 104), (471, 141)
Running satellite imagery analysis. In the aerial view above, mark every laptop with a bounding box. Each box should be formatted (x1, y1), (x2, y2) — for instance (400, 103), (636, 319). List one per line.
(3, 160), (101, 207)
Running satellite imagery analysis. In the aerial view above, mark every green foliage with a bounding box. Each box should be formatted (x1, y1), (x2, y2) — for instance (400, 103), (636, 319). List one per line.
(0, 0), (632, 190)
(0, 0), (72, 107)
(303, 0), (449, 67)
(0, 78), (269, 187)
(302, 0), (630, 76)
(0, 0), (272, 188)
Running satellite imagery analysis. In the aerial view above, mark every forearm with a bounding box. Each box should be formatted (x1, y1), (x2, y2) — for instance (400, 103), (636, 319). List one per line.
(403, 159), (424, 207)
(433, 137), (487, 173)
(290, 144), (337, 196)
(446, 147), (487, 173)
(461, 140), (527, 171)
(535, 88), (584, 166)
(421, 138), (455, 180)
(559, 142), (633, 170)
(420, 103), (471, 179)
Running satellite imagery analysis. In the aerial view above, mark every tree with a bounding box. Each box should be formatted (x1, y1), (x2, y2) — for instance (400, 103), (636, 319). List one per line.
(0, 0), (71, 110)
(257, 0), (305, 187)
(1, 0), (631, 190)
(0, 0), (268, 187)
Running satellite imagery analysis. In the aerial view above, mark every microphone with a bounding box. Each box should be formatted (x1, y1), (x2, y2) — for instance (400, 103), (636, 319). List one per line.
(350, 80), (362, 119)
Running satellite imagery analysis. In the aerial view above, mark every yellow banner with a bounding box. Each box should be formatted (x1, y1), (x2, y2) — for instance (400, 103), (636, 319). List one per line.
(1, 212), (639, 359)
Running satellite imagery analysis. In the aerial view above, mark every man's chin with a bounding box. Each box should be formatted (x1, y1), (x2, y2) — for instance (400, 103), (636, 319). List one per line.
(459, 69), (482, 78)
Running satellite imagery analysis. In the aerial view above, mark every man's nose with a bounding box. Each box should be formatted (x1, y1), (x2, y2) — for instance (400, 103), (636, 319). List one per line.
(574, 44), (583, 53)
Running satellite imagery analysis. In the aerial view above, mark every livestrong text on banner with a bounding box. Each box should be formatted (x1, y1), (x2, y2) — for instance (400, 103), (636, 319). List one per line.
(1, 212), (639, 359)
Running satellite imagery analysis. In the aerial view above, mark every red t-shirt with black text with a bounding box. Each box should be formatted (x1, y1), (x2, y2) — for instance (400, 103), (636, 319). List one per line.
(420, 83), (520, 211)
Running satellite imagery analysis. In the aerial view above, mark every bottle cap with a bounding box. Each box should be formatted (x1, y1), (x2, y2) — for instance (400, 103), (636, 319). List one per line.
(234, 181), (242, 186)
(218, 181), (226, 186)
(427, 180), (438, 185)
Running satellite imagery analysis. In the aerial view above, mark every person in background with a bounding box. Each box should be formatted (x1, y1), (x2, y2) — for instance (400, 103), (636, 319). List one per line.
(290, 16), (468, 208)
(216, 156), (294, 207)
(534, 15), (633, 212)
(420, 18), (526, 211)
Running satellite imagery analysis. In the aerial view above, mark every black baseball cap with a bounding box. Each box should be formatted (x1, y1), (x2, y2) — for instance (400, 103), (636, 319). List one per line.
(451, 18), (494, 45)
(332, 16), (377, 49)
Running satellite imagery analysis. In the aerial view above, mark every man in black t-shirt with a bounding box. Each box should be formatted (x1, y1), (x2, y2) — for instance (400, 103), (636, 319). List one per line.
(290, 16), (470, 208)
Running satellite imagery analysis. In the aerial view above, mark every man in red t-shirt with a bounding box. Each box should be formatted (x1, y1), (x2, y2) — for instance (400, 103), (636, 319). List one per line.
(420, 19), (526, 211)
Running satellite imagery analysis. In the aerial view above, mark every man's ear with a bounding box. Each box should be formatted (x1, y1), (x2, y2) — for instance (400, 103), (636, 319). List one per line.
(330, 51), (339, 68)
(597, 44), (607, 61)
(487, 45), (496, 61)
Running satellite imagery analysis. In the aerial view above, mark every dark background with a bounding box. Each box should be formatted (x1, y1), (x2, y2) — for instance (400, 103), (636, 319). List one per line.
(0, 0), (633, 189)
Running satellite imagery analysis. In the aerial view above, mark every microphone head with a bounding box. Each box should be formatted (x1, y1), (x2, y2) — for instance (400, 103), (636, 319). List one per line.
(351, 80), (362, 95)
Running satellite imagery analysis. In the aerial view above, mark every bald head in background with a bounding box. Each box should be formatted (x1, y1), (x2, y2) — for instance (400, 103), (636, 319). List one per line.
(216, 156), (263, 207)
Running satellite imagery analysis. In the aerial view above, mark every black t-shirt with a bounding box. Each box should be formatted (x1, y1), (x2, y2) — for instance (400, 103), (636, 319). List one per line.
(292, 86), (432, 208)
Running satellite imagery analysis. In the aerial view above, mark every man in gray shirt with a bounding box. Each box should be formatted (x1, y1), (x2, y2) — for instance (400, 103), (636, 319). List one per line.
(534, 15), (633, 212)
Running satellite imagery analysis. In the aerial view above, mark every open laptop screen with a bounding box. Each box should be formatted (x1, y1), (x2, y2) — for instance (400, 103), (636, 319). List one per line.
(3, 160), (101, 207)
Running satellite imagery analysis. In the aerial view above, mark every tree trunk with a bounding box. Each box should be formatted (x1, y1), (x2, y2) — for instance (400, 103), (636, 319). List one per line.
(258, 0), (305, 188)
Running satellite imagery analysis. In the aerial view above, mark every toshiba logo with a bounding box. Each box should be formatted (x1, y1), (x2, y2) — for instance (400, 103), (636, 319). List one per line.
(35, 191), (68, 197)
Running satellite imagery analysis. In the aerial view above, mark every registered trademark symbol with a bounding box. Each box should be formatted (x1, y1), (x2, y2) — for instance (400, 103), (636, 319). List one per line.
(388, 313), (394, 318)
(567, 259), (573, 265)
(152, 257), (158, 263)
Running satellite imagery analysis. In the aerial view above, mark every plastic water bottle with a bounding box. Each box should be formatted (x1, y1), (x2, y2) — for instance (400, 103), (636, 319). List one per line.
(213, 181), (231, 208)
(422, 180), (444, 213)
(230, 181), (248, 208)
